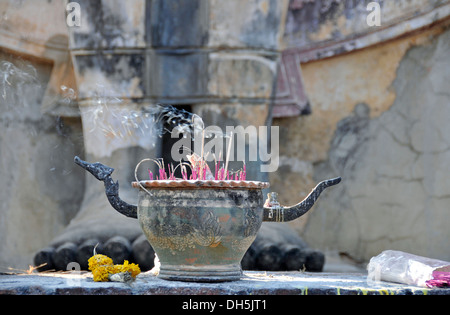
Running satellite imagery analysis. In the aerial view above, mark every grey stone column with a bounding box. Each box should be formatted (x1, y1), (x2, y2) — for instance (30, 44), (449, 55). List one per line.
(149, 0), (286, 181)
(70, 0), (286, 184)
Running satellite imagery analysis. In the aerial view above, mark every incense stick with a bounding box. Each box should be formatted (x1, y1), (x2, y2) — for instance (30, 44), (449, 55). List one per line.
(200, 129), (205, 180)
(224, 131), (232, 178)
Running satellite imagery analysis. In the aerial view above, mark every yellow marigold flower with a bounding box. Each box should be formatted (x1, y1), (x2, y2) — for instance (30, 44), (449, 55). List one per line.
(125, 261), (141, 278)
(88, 254), (113, 271)
(88, 253), (140, 282)
(114, 260), (141, 278)
(92, 265), (115, 282)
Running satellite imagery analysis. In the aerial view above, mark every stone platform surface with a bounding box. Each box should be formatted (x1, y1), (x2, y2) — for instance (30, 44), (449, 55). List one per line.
(1, 271), (449, 295)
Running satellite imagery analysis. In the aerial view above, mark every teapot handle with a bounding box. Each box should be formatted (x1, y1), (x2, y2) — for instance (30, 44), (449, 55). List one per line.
(263, 177), (341, 222)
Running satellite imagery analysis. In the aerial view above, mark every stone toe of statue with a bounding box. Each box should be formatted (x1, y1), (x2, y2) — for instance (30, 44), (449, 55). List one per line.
(241, 223), (326, 272)
(33, 188), (156, 272)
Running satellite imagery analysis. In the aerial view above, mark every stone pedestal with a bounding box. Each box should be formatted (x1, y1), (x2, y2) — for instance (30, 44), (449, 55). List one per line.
(1, 271), (448, 295)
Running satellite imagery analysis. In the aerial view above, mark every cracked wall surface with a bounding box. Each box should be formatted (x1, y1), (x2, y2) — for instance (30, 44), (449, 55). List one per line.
(0, 51), (86, 269)
(272, 23), (450, 262)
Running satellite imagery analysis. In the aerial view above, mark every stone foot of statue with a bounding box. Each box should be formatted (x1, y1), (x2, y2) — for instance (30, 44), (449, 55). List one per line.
(242, 223), (326, 272)
(33, 149), (159, 272)
(33, 185), (156, 272)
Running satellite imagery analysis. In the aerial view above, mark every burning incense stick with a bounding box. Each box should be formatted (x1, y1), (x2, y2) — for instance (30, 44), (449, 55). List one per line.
(200, 129), (205, 180)
(224, 131), (233, 179)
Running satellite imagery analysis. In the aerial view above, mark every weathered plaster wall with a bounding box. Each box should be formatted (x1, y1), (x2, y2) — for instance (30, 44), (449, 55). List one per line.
(0, 51), (85, 269)
(283, 0), (450, 50)
(272, 23), (450, 262)
(0, 0), (86, 270)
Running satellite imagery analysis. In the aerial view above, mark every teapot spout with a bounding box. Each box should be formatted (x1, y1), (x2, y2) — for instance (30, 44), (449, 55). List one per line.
(263, 177), (341, 222)
(74, 156), (138, 219)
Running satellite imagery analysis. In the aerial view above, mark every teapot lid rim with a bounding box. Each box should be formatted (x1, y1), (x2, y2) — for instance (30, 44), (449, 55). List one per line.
(131, 180), (270, 190)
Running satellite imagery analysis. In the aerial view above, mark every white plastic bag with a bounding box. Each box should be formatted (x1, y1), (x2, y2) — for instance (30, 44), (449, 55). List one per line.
(367, 250), (450, 287)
